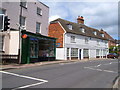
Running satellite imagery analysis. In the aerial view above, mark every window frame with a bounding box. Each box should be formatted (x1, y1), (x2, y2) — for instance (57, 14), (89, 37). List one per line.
(36, 22), (41, 33)
(71, 36), (76, 43)
(20, 0), (27, 9)
(37, 7), (42, 16)
(80, 27), (85, 33)
(85, 38), (89, 44)
(71, 48), (78, 57)
(67, 24), (72, 30)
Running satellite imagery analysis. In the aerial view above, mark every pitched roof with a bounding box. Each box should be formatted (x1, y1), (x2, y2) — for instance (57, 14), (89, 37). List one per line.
(100, 30), (115, 42)
(50, 18), (108, 40)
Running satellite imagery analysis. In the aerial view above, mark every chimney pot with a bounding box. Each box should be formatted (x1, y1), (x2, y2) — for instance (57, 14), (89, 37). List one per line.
(77, 16), (84, 24)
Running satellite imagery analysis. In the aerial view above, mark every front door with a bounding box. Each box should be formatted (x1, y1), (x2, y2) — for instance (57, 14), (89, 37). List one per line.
(79, 49), (81, 60)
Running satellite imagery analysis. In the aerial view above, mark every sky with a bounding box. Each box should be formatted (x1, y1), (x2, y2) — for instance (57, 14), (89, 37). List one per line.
(41, 0), (119, 40)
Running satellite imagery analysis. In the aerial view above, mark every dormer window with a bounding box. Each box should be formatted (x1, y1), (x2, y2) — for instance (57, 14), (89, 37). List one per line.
(93, 31), (97, 35)
(67, 24), (72, 30)
(100, 33), (104, 37)
(80, 27), (85, 33)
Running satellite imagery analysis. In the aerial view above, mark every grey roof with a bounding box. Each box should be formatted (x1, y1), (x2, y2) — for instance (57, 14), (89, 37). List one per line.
(51, 18), (108, 40)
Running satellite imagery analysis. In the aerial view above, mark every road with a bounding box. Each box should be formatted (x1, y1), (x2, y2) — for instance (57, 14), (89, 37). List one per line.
(1, 59), (118, 89)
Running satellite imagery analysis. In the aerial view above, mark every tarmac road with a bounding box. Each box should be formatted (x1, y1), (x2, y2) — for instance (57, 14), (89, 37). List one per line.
(1, 59), (118, 89)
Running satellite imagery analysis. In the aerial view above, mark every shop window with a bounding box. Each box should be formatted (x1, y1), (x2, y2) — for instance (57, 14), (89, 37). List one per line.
(38, 39), (55, 57)
(83, 49), (89, 58)
(71, 48), (78, 57)
(30, 40), (38, 58)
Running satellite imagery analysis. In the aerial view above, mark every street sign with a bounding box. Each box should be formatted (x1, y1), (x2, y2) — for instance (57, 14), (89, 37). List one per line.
(0, 14), (4, 31)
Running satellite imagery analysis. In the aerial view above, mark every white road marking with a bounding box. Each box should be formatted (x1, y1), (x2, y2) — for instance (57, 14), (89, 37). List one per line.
(84, 67), (103, 72)
(84, 61), (118, 74)
(0, 71), (48, 82)
(103, 70), (117, 73)
(1, 71), (48, 89)
(96, 64), (101, 67)
(12, 82), (46, 90)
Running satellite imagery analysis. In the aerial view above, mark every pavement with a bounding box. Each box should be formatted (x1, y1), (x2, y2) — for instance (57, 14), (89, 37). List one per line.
(0, 58), (110, 70)
(1, 58), (118, 89)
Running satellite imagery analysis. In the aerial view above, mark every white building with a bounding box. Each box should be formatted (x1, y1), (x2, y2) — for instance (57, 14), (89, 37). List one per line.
(49, 16), (109, 60)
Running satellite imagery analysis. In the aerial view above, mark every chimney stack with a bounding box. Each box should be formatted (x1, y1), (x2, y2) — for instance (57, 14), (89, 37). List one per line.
(77, 16), (84, 24)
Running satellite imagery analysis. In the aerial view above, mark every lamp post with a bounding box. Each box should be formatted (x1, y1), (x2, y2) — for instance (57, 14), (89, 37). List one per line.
(18, 2), (23, 64)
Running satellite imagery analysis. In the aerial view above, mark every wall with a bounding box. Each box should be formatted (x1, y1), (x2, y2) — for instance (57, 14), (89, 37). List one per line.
(56, 48), (65, 60)
(1, 1), (49, 36)
(9, 31), (19, 55)
(64, 33), (108, 49)
(48, 23), (64, 48)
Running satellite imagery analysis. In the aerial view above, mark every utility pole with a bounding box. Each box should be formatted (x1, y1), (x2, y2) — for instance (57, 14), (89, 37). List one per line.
(18, 2), (23, 64)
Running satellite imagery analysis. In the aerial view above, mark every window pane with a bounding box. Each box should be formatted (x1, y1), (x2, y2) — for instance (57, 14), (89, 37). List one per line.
(37, 7), (42, 15)
(71, 36), (75, 43)
(85, 38), (88, 44)
(71, 48), (78, 57)
(67, 24), (72, 30)
(36, 22), (41, 33)
(83, 49), (89, 57)
(20, 0), (27, 8)
(30, 41), (38, 58)
(67, 48), (69, 57)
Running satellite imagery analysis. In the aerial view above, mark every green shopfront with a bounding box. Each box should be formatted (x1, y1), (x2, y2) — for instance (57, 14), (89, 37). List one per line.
(21, 30), (56, 64)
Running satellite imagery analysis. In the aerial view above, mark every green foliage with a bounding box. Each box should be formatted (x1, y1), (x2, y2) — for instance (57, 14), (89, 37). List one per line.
(109, 45), (120, 54)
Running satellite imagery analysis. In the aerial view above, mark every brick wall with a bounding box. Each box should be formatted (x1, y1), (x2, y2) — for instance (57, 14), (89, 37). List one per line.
(48, 23), (65, 48)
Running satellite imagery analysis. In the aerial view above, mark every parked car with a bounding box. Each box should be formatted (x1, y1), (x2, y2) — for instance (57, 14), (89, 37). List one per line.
(107, 53), (118, 59)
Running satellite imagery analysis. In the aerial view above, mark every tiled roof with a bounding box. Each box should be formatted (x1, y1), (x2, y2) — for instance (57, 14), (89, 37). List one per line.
(50, 18), (108, 40)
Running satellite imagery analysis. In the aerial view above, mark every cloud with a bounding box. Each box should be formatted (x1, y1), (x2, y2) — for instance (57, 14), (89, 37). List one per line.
(49, 15), (61, 22)
(44, 1), (118, 39)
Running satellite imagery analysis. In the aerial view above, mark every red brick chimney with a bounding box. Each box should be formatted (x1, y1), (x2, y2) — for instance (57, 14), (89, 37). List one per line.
(77, 16), (84, 24)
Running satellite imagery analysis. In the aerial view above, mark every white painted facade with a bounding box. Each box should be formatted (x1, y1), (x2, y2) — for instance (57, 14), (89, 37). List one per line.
(56, 33), (109, 60)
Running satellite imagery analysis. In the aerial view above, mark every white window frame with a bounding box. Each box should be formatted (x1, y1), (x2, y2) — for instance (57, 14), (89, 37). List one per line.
(85, 38), (89, 44)
(37, 7), (42, 16)
(97, 40), (100, 45)
(20, 0), (27, 8)
(80, 27), (85, 33)
(71, 48), (78, 57)
(67, 24), (72, 30)
(93, 31), (97, 35)
(71, 36), (76, 43)
(36, 22), (41, 33)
